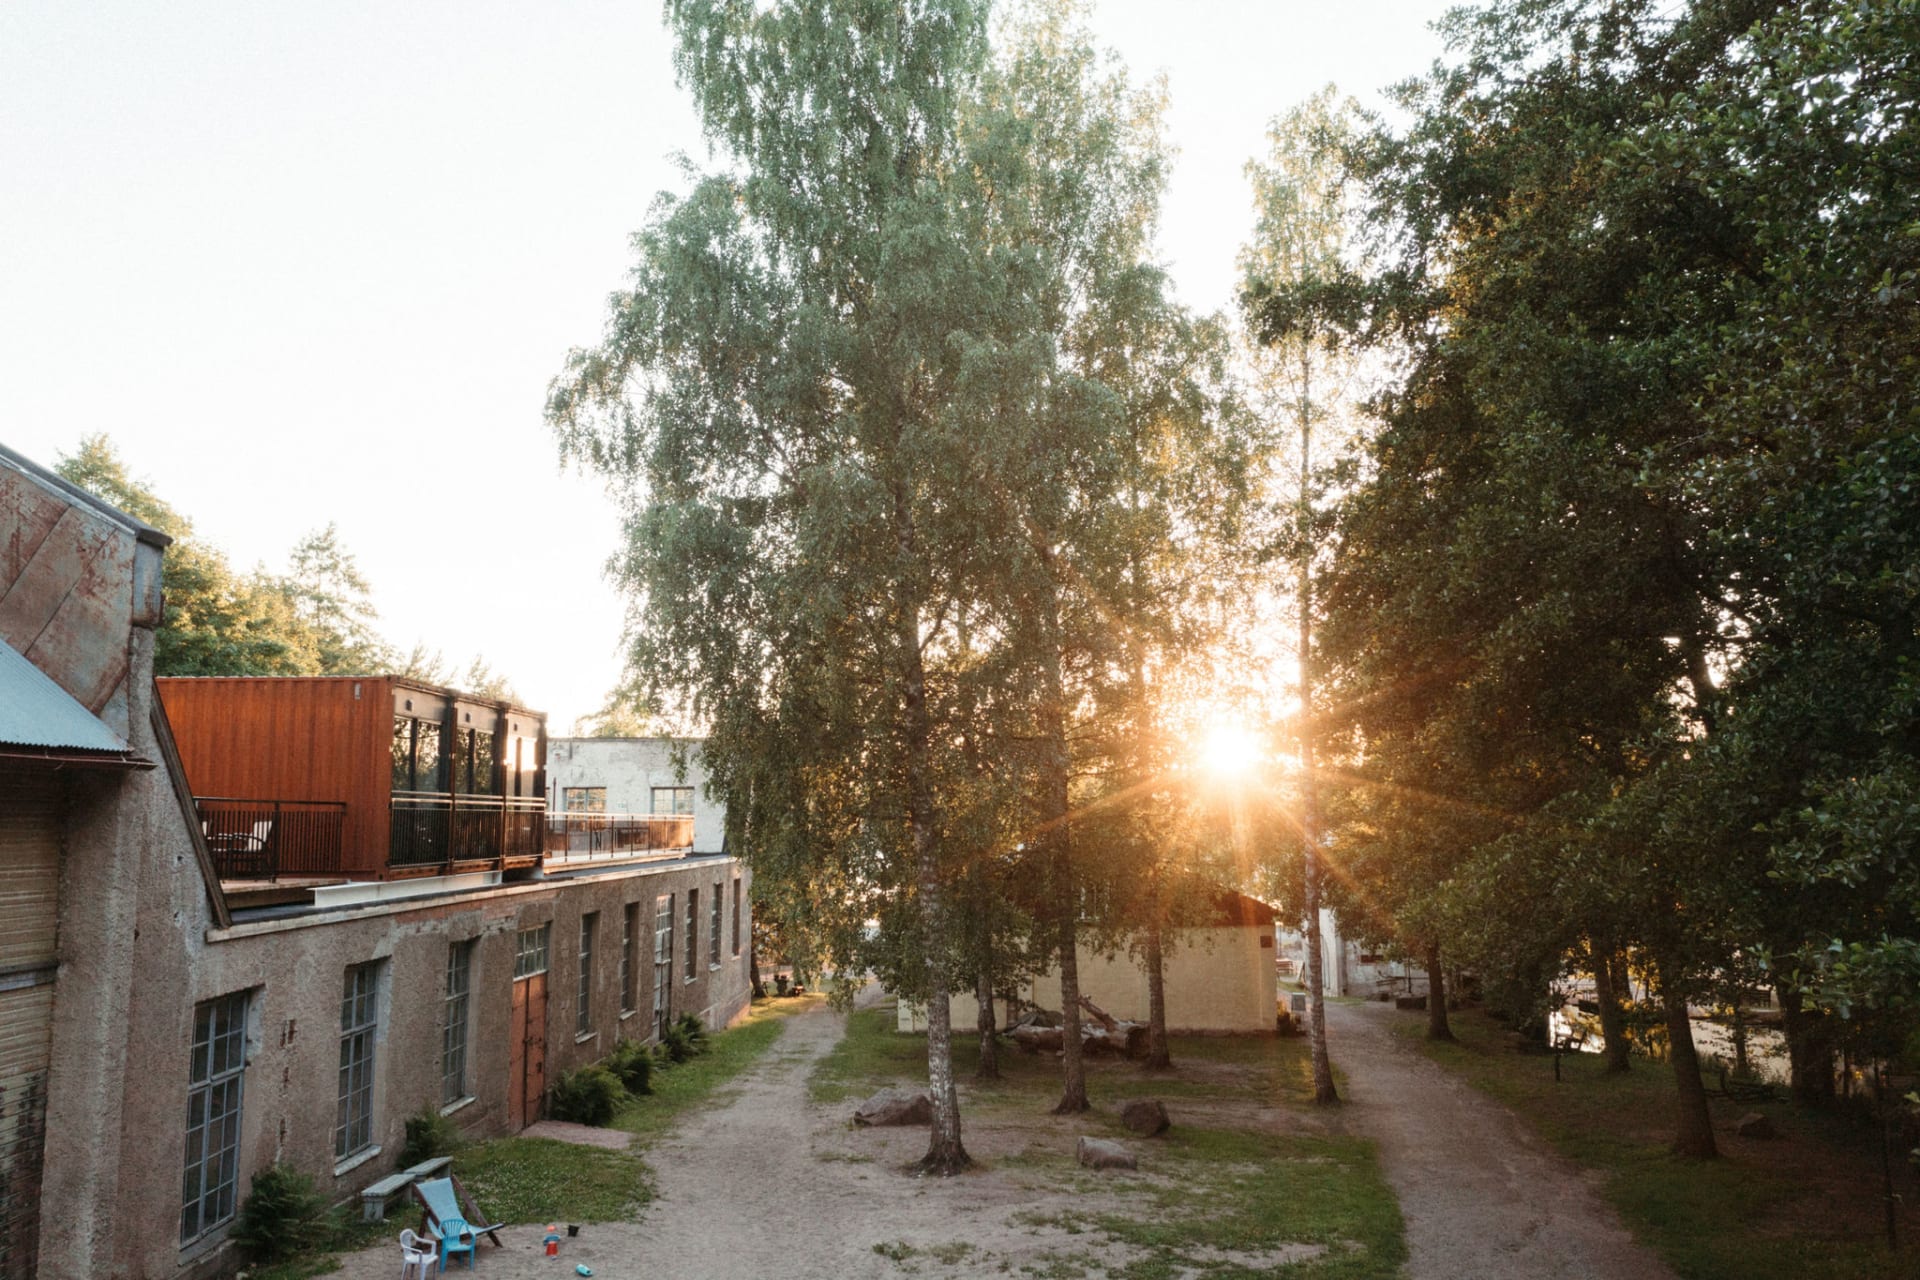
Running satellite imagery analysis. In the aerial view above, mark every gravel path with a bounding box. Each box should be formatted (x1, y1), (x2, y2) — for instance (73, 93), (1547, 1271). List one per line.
(1326, 1001), (1677, 1280)
(333, 991), (1151, 1280)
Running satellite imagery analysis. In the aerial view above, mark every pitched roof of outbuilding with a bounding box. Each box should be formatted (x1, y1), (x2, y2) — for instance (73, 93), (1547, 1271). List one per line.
(0, 635), (132, 757)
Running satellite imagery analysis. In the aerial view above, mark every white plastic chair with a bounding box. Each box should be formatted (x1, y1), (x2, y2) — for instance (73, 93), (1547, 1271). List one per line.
(398, 1228), (435, 1280)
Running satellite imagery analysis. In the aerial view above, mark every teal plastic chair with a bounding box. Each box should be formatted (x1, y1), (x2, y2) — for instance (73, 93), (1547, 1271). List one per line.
(437, 1215), (475, 1271)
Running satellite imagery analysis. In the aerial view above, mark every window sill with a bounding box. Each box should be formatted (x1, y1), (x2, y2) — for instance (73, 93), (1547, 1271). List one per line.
(334, 1145), (382, 1179)
(619, 1009), (637, 1021)
(709, 963), (721, 972)
(439, 1096), (475, 1118)
(575, 1030), (598, 1045)
(178, 1222), (233, 1263)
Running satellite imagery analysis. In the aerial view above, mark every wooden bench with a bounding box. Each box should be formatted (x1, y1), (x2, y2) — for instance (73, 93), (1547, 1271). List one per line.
(405, 1157), (453, 1181)
(360, 1172), (418, 1222)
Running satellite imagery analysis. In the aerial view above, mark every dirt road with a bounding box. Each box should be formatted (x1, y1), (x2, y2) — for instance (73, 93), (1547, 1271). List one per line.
(1325, 1000), (1677, 1280)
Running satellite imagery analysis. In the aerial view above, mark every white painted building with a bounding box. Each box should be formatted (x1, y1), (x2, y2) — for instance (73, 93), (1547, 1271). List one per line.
(545, 736), (728, 855)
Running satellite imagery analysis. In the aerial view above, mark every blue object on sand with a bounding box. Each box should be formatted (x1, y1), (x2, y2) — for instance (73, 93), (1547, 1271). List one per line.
(575, 1266), (593, 1276)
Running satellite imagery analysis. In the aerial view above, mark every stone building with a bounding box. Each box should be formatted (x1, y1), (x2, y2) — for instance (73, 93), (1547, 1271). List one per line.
(0, 443), (753, 1278)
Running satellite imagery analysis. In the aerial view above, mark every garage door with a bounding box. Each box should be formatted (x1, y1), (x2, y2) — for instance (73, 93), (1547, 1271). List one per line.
(0, 776), (60, 1280)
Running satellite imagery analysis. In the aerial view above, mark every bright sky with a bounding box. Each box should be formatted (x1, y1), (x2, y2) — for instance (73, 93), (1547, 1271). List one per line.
(1, 1), (1455, 729)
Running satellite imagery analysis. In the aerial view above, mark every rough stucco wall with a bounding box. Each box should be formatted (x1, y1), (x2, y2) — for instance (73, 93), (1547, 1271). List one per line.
(106, 849), (752, 1279)
(545, 738), (726, 854)
(905, 926), (1278, 1036)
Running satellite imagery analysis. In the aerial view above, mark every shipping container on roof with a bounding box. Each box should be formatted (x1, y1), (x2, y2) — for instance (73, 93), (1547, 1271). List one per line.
(158, 676), (548, 883)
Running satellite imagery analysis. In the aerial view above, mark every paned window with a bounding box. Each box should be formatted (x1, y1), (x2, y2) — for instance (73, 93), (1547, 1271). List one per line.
(653, 894), (674, 1037)
(650, 786), (694, 816)
(442, 941), (474, 1105)
(684, 889), (698, 980)
(709, 882), (722, 966)
(563, 787), (606, 814)
(620, 903), (639, 1014)
(390, 715), (444, 792)
(514, 924), (549, 978)
(455, 727), (497, 795)
(181, 991), (249, 1243)
(336, 963), (381, 1160)
(577, 914), (598, 1036)
(731, 877), (742, 956)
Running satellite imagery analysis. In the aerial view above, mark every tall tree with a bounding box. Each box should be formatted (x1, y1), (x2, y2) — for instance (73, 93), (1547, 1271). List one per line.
(1240, 87), (1371, 1105)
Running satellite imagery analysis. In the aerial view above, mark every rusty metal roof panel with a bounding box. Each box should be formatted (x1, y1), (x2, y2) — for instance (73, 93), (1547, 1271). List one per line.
(0, 636), (130, 753)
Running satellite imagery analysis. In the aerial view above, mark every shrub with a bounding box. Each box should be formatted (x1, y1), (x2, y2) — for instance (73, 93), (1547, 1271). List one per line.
(606, 1038), (655, 1096)
(676, 1012), (709, 1053)
(660, 1024), (694, 1063)
(548, 1064), (625, 1126)
(232, 1164), (328, 1263)
(399, 1105), (460, 1168)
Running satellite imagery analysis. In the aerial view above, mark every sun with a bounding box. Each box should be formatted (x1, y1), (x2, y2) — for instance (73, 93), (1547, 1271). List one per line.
(1195, 719), (1263, 779)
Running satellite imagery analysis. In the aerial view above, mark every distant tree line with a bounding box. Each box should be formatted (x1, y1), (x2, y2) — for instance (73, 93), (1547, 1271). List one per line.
(57, 435), (517, 698)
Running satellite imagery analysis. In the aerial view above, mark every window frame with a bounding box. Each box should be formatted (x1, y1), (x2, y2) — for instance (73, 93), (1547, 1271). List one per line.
(730, 877), (742, 957)
(181, 990), (250, 1245)
(335, 962), (382, 1162)
(620, 902), (639, 1014)
(649, 785), (694, 816)
(709, 881), (722, 967)
(514, 924), (550, 979)
(683, 888), (698, 982)
(563, 786), (606, 814)
(577, 913), (598, 1038)
(442, 940), (475, 1106)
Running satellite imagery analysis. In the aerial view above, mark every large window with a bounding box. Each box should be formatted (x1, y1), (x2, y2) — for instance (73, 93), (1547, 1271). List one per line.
(709, 882), (722, 966)
(563, 787), (606, 814)
(731, 877), (742, 957)
(650, 786), (694, 816)
(181, 991), (249, 1243)
(454, 727), (497, 795)
(514, 924), (550, 979)
(336, 963), (381, 1161)
(577, 914), (598, 1037)
(620, 903), (639, 1014)
(653, 894), (674, 1037)
(684, 889), (699, 980)
(442, 941), (474, 1105)
(390, 715), (444, 792)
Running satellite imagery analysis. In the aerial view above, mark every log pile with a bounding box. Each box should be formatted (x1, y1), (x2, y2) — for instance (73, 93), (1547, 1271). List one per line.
(1008, 996), (1148, 1058)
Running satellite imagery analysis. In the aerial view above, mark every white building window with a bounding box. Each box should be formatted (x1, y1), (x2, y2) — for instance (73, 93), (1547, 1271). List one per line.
(181, 990), (249, 1243)
(442, 941), (474, 1105)
(650, 786), (694, 816)
(336, 963), (381, 1160)
(731, 877), (742, 956)
(578, 913), (598, 1037)
(621, 903), (639, 1014)
(684, 889), (698, 981)
(709, 881), (722, 966)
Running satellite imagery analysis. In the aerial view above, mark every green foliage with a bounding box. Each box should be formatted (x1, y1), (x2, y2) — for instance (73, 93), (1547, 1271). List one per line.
(658, 1024), (695, 1065)
(547, 1064), (625, 1127)
(674, 1012), (708, 1053)
(605, 1038), (655, 1096)
(231, 1163), (328, 1264)
(398, 1105), (461, 1169)
(54, 435), (394, 679)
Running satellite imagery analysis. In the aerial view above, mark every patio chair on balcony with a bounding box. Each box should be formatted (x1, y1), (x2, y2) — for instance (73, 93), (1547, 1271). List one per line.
(206, 818), (275, 878)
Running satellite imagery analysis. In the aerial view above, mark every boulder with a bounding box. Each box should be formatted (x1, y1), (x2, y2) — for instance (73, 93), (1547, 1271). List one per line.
(1119, 1098), (1170, 1137)
(1733, 1111), (1778, 1140)
(852, 1088), (934, 1127)
(1076, 1137), (1137, 1171)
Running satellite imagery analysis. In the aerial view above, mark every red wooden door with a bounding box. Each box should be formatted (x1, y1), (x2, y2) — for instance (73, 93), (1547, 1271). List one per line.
(509, 972), (548, 1128)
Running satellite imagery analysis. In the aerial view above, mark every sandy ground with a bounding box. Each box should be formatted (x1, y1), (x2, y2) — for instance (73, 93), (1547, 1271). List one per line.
(333, 996), (1679, 1280)
(332, 991), (1178, 1280)
(1326, 1001), (1677, 1280)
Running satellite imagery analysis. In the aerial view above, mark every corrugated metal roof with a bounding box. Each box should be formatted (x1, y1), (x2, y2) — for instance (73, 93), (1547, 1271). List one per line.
(0, 637), (130, 754)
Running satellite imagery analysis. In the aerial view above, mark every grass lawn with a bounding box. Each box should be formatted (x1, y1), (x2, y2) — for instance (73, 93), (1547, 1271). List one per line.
(256, 992), (820, 1278)
(818, 1005), (1405, 1279)
(1398, 1007), (1920, 1280)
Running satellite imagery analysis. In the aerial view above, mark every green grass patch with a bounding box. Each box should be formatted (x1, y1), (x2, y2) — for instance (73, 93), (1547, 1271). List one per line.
(452, 1136), (649, 1224)
(824, 1003), (1403, 1278)
(1401, 1008), (1920, 1280)
(615, 991), (825, 1142)
(247, 1205), (394, 1280)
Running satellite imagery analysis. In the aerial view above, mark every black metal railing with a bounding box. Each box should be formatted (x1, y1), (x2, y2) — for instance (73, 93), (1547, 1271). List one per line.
(544, 812), (694, 860)
(195, 797), (346, 880)
(391, 793), (546, 869)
